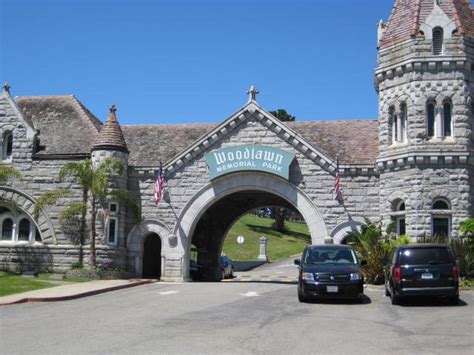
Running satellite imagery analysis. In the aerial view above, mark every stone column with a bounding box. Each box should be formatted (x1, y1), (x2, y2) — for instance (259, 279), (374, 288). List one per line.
(258, 236), (268, 261)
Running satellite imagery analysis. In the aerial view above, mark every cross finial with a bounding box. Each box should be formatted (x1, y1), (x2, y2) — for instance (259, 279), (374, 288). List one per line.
(246, 85), (259, 103)
(108, 104), (117, 122)
(2, 82), (11, 94)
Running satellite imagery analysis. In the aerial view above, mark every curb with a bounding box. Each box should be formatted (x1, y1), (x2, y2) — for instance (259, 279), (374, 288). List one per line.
(0, 279), (156, 306)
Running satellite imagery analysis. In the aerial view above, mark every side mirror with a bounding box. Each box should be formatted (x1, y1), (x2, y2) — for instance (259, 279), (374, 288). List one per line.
(360, 260), (368, 266)
(294, 259), (301, 266)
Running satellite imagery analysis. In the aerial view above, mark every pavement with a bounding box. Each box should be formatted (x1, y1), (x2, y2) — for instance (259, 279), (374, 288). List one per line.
(0, 278), (155, 306)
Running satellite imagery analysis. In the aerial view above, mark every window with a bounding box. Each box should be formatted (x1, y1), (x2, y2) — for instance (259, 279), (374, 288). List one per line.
(107, 202), (119, 246)
(427, 102), (435, 138)
(2, 218), (13, 241)
(432, 199), (451, 238)
(443, 102), (452, 137)
(2, 131), (13, 161)
(108, 218), (117, 245)
(18, 219), (31, 241)
(433, 27), (443, 55)
(0, 206), (41, 243)
(394, 201), (406, 236)
(399, 103), (407, 142)
(389, 106), (395, 145)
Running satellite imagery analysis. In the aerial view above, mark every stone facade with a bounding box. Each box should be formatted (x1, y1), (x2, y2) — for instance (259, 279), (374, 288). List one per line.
(0, 0), (473, 281)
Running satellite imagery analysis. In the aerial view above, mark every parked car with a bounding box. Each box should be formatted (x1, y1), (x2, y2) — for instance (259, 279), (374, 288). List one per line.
(294, 245), (366, 302)
(220, 255), (234, 279)
(385, 244), (459, 305)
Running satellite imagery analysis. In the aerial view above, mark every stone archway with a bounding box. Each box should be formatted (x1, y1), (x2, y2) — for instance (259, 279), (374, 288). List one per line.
(173, 172), (327, 280)
(142, 233), (162, 278)
(330, 217), (366, 245)
(127, 219), (171, 277)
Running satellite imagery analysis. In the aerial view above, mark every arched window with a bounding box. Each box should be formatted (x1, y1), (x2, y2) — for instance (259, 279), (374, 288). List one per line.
(18, 219), (31, 241)
(2, 218), (13, 241)
(3, 131), (13, 160)
(433, 200), (450, 210)
(0, 207), (41, 243)
(392, 200), (406, 236)
(443, 101), (452, 137)
(427, 102), (436, 138)
(432, 199), (451, 238)
(433, 27), (443, 55)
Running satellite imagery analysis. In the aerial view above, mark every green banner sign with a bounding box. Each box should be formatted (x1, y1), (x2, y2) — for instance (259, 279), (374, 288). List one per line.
(205, 145), (295, 180)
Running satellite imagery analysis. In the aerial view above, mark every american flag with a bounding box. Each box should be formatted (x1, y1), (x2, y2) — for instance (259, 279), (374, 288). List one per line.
(154, 163), (165, 205)
(333, 157), (341, 200)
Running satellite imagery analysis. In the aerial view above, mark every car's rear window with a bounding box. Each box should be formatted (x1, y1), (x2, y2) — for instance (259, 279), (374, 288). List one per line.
(304, 247), (357, 264)
(399, 248), (452, 265)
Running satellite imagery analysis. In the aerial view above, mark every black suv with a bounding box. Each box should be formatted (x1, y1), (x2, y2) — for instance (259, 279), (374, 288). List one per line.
(385, 244), (459, 305)
(294, 245), (366, 302)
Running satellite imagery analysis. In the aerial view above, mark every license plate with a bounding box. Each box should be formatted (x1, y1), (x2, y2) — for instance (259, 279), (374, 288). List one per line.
(327, 286), (338, 293)
(421, 273), (433, 280)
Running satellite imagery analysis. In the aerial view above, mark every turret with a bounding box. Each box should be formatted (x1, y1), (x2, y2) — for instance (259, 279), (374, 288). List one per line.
(375, 0), (474, 239)
(91, 105), (129, 248)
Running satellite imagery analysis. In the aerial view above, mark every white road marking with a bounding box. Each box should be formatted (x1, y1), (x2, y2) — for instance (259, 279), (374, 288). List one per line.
(240, 291), (260, 297)
(159, 290), (179, 295)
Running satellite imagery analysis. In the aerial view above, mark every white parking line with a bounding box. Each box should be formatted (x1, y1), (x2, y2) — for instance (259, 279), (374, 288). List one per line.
(239, 291), (260, 297)
(159, 290), (179, 295)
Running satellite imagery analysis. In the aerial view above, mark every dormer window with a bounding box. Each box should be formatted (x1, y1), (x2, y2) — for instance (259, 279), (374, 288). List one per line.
(433, 27), (443, 55)
(2, 131), (13, 161)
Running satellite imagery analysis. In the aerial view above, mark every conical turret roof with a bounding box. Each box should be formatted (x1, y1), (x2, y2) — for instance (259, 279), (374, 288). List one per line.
(92, 105), (129, 153)
(379, 0), (474, 48)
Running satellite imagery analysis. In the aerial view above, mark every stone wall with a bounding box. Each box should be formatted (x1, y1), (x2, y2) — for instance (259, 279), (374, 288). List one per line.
(0, 244), (127, 273)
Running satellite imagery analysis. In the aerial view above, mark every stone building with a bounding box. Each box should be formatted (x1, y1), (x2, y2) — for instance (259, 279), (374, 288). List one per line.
(0, 0), (473, 281)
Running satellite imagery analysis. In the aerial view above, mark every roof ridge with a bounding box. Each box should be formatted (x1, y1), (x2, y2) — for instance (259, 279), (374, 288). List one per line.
(69, 96), (101, 134)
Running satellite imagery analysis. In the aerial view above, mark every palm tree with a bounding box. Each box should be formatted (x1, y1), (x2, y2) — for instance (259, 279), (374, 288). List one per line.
(0, 165), (22, 184)
(35, 158), (141, 268)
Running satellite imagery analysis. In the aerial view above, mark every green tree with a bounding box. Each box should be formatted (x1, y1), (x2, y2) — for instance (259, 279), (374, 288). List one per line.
(34, 158), (141, 268)
(270, 109), (295, 122)
(266, 109), (296, 232)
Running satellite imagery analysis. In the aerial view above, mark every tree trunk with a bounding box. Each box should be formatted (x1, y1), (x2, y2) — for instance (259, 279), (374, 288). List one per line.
(79, 188), (88, 267)
(272, 207), (287, 232)
(89, 196), (97, 268)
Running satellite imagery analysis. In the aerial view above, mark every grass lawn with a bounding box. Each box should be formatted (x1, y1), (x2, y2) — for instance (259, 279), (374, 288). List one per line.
(223, 214), (311, 261)
(0, 271), (57, 297)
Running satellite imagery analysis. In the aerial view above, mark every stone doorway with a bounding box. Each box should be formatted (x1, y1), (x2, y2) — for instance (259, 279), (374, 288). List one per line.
(142, 233), (162, 278)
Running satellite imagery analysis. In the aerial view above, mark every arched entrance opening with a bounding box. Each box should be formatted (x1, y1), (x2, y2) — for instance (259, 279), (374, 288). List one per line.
(175, 172), (328, 282)
(190, 190), (307, 281)
(142, 233), (162, 279)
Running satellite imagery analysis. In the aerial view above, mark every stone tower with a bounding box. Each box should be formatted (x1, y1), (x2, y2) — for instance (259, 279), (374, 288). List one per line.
(375, 0), (474, 238)
(91, 105), (129, 254)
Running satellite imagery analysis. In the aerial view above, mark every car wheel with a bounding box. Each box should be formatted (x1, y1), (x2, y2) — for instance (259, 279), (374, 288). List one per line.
(298, 287), (307, 303)
(448, 294), (459, 305)
(390, 291), (400, 305)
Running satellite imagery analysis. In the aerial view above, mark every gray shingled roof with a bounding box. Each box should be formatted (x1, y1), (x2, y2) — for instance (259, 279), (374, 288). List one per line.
(121, 120), (379, 167)
(15, 96), (379, 165)
(287, 120), (379, 165)
(16, 96), (101, 156)
(122, 123), (216, 166)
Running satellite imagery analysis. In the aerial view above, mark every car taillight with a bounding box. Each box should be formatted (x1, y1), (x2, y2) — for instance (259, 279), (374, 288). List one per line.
(392, 266), (401, 282)
(453, 266), (459, 282)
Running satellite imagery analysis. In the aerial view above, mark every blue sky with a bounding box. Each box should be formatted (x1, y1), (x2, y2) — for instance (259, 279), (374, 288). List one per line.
(1, 0), (396, 125)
